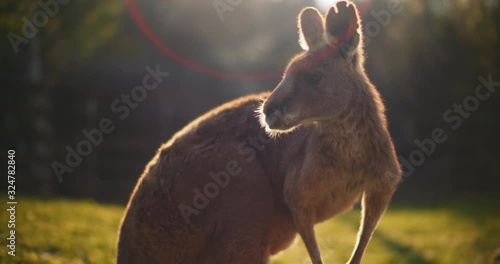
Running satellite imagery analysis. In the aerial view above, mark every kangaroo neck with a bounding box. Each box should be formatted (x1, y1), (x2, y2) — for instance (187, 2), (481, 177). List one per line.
(311, 86), (386, 167)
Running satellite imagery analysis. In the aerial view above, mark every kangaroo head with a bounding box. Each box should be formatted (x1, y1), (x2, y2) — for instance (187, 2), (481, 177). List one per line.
(260, 1), (366, 136)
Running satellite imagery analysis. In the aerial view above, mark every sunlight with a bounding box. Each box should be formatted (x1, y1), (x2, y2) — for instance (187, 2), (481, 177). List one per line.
(315, 0), (343, 11)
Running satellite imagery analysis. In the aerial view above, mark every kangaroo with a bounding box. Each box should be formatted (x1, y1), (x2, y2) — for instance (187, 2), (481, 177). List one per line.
(117, 1), (402, 264)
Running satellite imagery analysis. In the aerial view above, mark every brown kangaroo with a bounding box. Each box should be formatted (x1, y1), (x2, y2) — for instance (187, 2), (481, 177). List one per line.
(117, 1), (401, 264)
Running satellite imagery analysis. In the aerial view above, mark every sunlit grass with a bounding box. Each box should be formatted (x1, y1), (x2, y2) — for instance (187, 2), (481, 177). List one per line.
(0, 196), (499, 264)
(0, 197), (123, 264)
(273, 197), (500, 264)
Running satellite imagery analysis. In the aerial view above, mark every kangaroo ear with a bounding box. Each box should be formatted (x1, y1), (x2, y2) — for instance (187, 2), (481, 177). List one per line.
(298, 7), (325, 51)
(325, 1), (361, 56)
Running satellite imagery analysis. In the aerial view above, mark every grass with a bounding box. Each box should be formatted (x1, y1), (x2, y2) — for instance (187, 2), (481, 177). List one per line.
(1, 196), (499, 264)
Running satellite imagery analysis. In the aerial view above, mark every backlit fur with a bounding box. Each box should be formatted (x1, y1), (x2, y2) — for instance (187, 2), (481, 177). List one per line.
(117, 2), (401, 264)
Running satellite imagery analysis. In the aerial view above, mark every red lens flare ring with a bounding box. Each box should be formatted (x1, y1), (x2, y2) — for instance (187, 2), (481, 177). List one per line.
(124, 0), (371, 81)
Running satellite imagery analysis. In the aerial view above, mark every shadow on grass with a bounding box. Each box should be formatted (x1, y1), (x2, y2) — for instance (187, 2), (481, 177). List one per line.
(374, 231), (434, 264)
(339, 214), (434, 264)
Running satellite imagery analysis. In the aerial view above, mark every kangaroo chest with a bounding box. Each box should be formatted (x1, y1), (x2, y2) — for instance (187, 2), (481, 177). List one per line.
(286, 139), (375, 222)
(305, 164), (367, 222)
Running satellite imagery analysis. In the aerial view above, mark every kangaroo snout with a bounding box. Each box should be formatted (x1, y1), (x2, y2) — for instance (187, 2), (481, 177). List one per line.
(262, 102), (282, 128)
(262, 99), (294, 131)
(262, 80), (298, 131)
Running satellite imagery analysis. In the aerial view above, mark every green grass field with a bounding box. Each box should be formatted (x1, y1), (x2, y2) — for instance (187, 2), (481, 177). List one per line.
(1, 196), (499, 264)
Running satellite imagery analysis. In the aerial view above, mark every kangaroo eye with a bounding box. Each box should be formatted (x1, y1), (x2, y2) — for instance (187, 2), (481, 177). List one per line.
(305, 74), (323, 85)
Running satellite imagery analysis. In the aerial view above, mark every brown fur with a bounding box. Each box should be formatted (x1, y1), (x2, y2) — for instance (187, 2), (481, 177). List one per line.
(117, 2), (401, 264)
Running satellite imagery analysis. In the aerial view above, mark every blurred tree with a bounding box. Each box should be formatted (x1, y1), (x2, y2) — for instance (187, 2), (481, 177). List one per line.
(1, 0), (126, 195)
(367, 0), (500, 196)
(1, 0), (498, 201)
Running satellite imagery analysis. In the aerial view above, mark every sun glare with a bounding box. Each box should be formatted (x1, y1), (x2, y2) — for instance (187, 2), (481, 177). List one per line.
(315, 0), (343, 11)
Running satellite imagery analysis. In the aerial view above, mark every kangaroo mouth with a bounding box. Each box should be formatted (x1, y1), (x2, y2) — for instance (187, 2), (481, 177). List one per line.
(265, 112), (293, 130)
(259, 110), (300, 136)
(257, 101), (300, 136)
